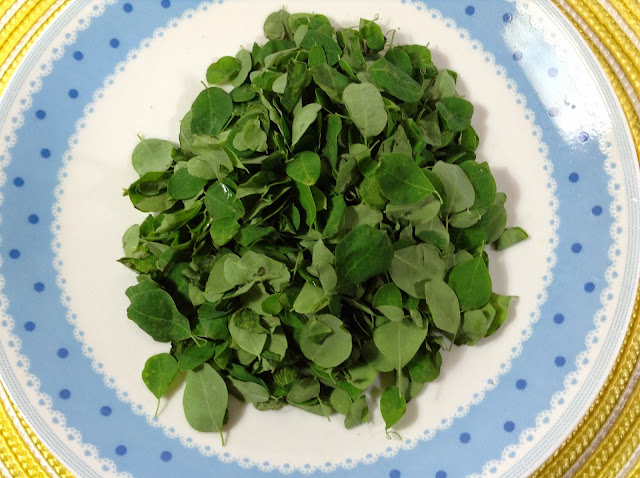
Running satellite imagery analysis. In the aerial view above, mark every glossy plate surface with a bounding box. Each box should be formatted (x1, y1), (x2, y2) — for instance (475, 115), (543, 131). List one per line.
(0, 1), (638, 477)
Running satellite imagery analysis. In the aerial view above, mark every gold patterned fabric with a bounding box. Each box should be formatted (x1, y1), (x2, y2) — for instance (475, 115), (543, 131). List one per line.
(0, 1), (638, 476)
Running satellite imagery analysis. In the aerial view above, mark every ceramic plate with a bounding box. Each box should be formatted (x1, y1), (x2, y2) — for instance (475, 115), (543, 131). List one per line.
(0, 0), (638, 477)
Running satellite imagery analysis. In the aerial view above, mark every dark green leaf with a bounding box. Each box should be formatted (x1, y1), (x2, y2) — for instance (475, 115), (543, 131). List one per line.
(376, 153), (434, 205)
(335, 225), (393, 286)
(380, 386), (406, 431)
(369, 58), (423, 103)
(191, 87), (233, 137)
(448, 256), (492, 309)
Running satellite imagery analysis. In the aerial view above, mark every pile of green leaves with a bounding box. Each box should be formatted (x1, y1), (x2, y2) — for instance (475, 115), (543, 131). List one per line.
(120, 10), (528, 442)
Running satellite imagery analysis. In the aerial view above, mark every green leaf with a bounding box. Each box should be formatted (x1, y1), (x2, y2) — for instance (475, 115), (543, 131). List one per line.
(228, 377), (270, 403)
(183, 364), (228, 438)
(389, 244), (447, 298)
(359, 176), (388, 210)
(263, 10), (292, 40)
(335, 225), (393, 286)
(460, 161), (496, 213)
(330, 388), (352, 415)
(210, 217), (241, 246)
(132, 139), (174, 176)
(311, 64), (351, 101)
(322, 114), (342, 171)
(167, 167), (208, 200)
(373, 318), (428, 370)
(297, 183), (317, 228)
(178, 341), (216, 371)
(126, 281), (192, 342)
(300, 315), (352, 368)
(424, 279), (461, 334)
(385, 47), (412, 75)
(436, 97), (474, 132)
(323, 195), (347, 237)
(408, 349), (442, 383)
(399, 45), (433, 70)
(286, 151), (322, 185)
(373, 283), (403, 308)
(122, 224), (140, 257)
(142, 353), (178, 399)
(375, 153), (434, 205)
(292, 283), (327, 314)
(207, 56), (241, 85)
(229, 309), (268, 356)
(292, 103), (322, 147)
(369, 58), (423, 103)
(380, 386), (406, 431)
(204, 182), (245, 221)
(230, 49), (253, 87)
(287, 377), (320, 403)
(194, 316), (230, 341)
(344, 395), (369, 429)
(432, 161), (475, 214)
(342, 83), (387, 138)
(359, 18), (386, 51)
(449, 210), (481, 228)
(425, 70), (457, 101)
(191, 87), (233, 137)
(495, 227), (529, 250)
(462, 308), (493, 344)
(448, 256), (492, 309)
(486, 293), (514, 336)
(283, 61), (308, 112)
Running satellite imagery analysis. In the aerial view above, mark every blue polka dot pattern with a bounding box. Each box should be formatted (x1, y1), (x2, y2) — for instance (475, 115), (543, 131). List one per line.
(548, 67), (558, 77)
(554, 313), (564, 324)
(516, 379), (527, 390)
(100, 406), (112, 416)
(115, 445), (127, 456)
(160, 451), (172, 462)
(571, 243), (582, 253)
(13, 177), (24, 187)
(28, 214), (39, 224)
(9, 249), (20, 259)
(68, 89), (79, 99)
(35, 110), (46, 119)
(584, 282), (595, 292)
(161, 0), (171, 8)
(34, 282), (45, 292)
(548, 107), (559, 117)
(40, 148), (51, 158)
(460, 432), (471, 443)
(123, 3), (133, 13)
(503, 13), (512, 23)
(59, 389), (71, 399)
(579, 131), (590, 142)
(555, 356), (566, 367)
(436, 471), (447, 478)
(592, 205), (603, 216)
(24, 321), (35, 331)
(73, 51), (84, 61)
(504, 421), (515, 432)
(569, 172), (579, 182)
(110, 39), (120, 48)
(465, 6), (475, 15)
(57, 348), (68, 358)
(513, 51), (522, 61)
(389, 470), (401, 478)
